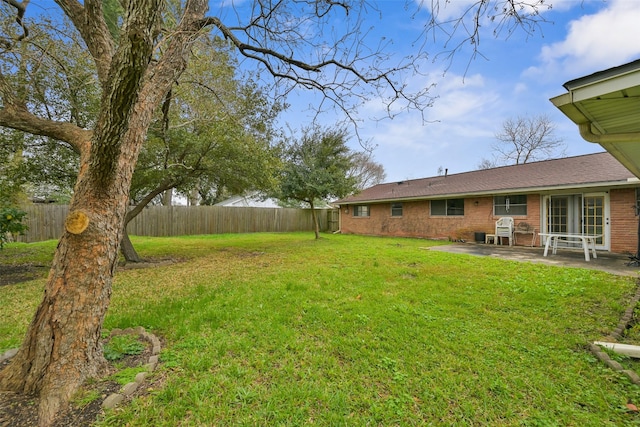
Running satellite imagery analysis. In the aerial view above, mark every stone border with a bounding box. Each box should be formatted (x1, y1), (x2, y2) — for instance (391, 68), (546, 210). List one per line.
(589, 283), (640, 385)
(0, 326), (162, 411)
(0, 348), (18, 364)
(102, 327), (162, 409)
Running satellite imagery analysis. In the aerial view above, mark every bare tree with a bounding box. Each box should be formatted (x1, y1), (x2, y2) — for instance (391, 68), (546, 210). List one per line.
(477, 157), (498, 170)
(0, 1), (551, 424)
(492, 114), (566, 165)
(348, 151), (386, 191)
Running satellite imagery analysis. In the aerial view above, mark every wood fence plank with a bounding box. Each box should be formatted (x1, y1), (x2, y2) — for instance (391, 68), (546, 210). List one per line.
(18, 205), (335, 242)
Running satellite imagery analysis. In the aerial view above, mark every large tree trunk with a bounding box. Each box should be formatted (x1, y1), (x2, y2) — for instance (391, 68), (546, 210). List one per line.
(0, 175), (129, 424)
(119, 181), (175, 263)
(0, 17), (214, 404)
(0, 0), (204, 423)
(0, 145), (146, 425)
(309, 200), (320, 239)
(0, 103), (149, 422)
(162, 189), (173, 206)
(120, 228), (143, 263)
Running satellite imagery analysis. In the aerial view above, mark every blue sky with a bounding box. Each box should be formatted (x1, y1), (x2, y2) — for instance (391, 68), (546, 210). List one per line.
(268, 0), (640, 182)
(25, 1), (640, 184)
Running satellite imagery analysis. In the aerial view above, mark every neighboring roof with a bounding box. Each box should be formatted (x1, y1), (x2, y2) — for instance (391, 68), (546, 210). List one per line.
(337, 152), (638, 204)
(550, 59), (640, 177)
(215, 193), (281, 208)
(215, 193), (335, 209)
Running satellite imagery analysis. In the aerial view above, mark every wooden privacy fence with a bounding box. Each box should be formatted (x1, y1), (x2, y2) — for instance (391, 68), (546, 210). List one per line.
(17, 205), (339, 243)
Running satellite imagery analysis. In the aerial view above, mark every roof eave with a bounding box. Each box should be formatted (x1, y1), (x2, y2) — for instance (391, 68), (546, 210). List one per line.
(336, 178), (638, 205)
(551, 59), (640, 178)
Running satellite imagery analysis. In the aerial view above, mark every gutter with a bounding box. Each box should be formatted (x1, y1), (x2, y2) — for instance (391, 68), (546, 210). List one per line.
(337, 179), (638, 206)
(579, 123), (640, 144)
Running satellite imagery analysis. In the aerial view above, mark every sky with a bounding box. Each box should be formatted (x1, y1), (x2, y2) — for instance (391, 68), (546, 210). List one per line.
(263, 0), (640, 183)
(22, 1), (640, 185)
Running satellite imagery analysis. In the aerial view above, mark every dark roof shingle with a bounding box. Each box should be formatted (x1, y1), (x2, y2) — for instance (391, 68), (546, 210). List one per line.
(338, 152), (636, 204)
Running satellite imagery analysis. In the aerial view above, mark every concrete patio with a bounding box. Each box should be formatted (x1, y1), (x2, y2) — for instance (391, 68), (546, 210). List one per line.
(429, 242), (640, 277)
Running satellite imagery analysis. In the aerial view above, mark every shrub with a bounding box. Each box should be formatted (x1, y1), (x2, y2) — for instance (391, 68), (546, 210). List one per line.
(0, 207), (28, 249)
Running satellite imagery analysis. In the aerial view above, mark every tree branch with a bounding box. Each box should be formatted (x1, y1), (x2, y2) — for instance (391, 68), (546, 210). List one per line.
(0, 105), (91, 154)
(88, 0), (161, 185)
(125, 178), (175, 224)
(0, 0), (29, 47)
(421, 0), (551, 75)
(54, 0), (115, 86)
(195, 2), (435, 130)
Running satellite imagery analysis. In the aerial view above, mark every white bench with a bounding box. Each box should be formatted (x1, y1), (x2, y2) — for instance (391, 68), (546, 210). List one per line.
(538, 233), (602, 261)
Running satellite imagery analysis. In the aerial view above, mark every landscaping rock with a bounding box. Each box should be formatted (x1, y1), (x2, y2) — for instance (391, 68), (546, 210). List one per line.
(102, 393), (124, 409)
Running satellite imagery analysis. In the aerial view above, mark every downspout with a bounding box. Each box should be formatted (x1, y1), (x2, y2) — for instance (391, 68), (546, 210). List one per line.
(579, 122), (640, 143)
(594, 341), (640, 358)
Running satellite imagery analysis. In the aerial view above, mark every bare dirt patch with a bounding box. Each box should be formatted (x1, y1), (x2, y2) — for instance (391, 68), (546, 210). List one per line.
(118, 257), (182, 271)
(0, 257), (182, 287)
(0, 263), (49, 286)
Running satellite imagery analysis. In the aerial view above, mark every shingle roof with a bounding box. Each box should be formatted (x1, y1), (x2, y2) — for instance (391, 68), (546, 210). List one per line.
(337, 152), (637, 204)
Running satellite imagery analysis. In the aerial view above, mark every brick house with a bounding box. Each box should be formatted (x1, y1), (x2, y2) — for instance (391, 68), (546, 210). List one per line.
(336, 152), (640, 254)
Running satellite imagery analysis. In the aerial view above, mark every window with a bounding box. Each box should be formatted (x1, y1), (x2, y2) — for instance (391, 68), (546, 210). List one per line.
(431, 199), (464, 216)
(353, 205), (370, 217)
(494, 195), (527, 216)
(391, 203), (403, 217)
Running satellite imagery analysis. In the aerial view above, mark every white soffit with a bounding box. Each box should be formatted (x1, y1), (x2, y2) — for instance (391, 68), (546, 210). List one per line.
(550, 60), (640, 177)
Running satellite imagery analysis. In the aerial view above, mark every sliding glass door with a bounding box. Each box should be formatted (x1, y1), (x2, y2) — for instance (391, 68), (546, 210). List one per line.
(543, 192), (609, 250)
(583, 194), (606, 246)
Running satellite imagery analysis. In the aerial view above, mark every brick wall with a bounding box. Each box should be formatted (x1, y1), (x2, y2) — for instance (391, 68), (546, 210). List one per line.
(610, 188), (638, 254)
(341, 195), (541, 244)
(339, 191), (638, 254)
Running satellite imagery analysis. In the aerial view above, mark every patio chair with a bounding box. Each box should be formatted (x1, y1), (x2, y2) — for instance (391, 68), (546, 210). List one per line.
(495, 217), (514, 246)
(513, 222), (537, 247)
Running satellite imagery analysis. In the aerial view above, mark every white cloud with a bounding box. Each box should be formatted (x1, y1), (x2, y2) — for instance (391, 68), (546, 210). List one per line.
(358, 70), (509, 180)
(362, 70), (494, 122)
(513, 82), (528, 95)
(535, 0), (640, 76)
(427, 73), (497, 121)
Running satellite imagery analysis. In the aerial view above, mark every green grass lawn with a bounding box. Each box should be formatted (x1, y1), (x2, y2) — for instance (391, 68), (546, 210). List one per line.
(2, 232), (640, 426)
